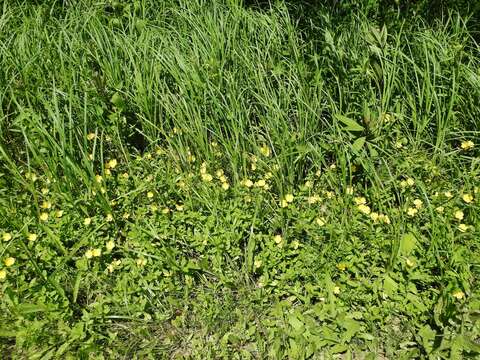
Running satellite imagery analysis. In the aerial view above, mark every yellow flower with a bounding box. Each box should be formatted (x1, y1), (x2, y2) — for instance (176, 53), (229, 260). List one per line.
(162, 208), (170, 214)
(280, 199), (288, 208)
(458, 224), (469, 233)
(88, 154), (94, 161)
(291, 240), (300, 250)
(435, 206), (444, 214)
(333, 286), (341, 295)
(254, 259), (262, 269)
(308, 195), (320, 204)
(285, 194), (294, 203)
(251, 163), (257, 171)
(274, 235), (283, 244)
(95, 174), (103, 183)
(107, 263), (115, 273)
(4, 257), (15, 267)
(41, 201), (52, 209)
(28, 233), (37, 242)
(325, 191), (334, 199)
(304, 180), (313, 188)
(106, 213), (113, 222)
(55, 210), (64, 218)
(123, 212), (130, 219)
(0, 269), (6, 280)
(150, 204), (158, 212)
(201, 173), (213, 182)
(260, 144), (271, 157)
(444, 191), (453, 198)
(175, 204), (184, 211)
(399, 180), (407, 188)
(41, 188), (49, 195)
(136, 258), (147, 267)
(92, 248), (102, 257)
(462, 194), (473, 203)
(215, 169), (224, 178)
(337, 263), (347, 271)
(87, 133), (96, 141)
(84, 217), (92, 226)
(454, 210), (464, 221)
(105, 169), (111, 176)
(122, 172), (129, 179)
(2, 232), (12, 241)
(346, 186), (354, 195)
(378, 214), (391, 224)
(219, 175), (227, 183)
(406, 207), (418, 217)
(413, 199), (423, 209)
(460, 140), (474, 151)
(40, 212), (49, 221)
(452, 290), (465, 299)
(354, 197), (367, 205)
(370, 212), (379, 222)
(85, 249), (93, 259)
(144, 153), (152, 160)
(106, 240), (115, 251)
(147, 191), (154, 199)
(221, 182), (230, 190)
(357, 204), (371, 215)
(406, 258), (415, 267)
(243, 179), (253, 188)
(316, 217), (326, 226)
(254, 179), (265, 188)
(107, 159), (118, 169)
(406, 178), (415, 186)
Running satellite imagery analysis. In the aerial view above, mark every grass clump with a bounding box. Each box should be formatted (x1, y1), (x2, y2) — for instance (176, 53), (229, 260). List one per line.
(0, 0), (479, 358)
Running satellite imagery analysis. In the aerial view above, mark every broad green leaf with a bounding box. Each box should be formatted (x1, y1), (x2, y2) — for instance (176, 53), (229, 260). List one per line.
(383, 275), (397, 297)
(335, 114), (364, 132)
(399, 232), (417, 256)
(351, 137), (366, 153)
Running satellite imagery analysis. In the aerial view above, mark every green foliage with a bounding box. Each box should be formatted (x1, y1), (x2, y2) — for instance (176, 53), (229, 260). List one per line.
(0, 0), (479, 358)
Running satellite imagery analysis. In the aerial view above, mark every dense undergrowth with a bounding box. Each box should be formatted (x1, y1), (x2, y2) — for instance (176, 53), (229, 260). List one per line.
(0, 0), (479, 358)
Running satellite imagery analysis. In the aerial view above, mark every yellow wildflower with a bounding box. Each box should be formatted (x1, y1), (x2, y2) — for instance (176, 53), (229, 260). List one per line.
(406, 178), (415, 186)
(285, 194), (294, 203)
(354, 197), (367, 205)
(219, 175), (227, 183)
(304, 180), (313, 188)
(260, 144), (271, 157)
(274, 235), (283, 244)
(4, 257), (15, 267)
(458, 224), (469, 233)
(41, 188), (49, 195)
(406, 207), (418, 217)
(435, 206), (444, 214)
(87, 133), (96, 140)
(221, 182), (230, 190)
(406, 258), (415, 267)
(41, 201), (52, 209)
(105, 169), (111, 176)
(346, 186), (354, 195)
(40, 212), (49, 222)
(175, 204), (184, 211)
(333, 286), (341, 295)
(106, 240), (115, 251)
(95, 174), (103, 183)
(280, 199), (288, 208)
(460, 140), (474, 151)
(0, 269), (6, 280)
(413, 199), (423, 209)
(28, 233), (37, 242)
(462, 194), (474, 203)
(201, 173), (213, 182)
(85, 249), (93, 259)
(162, 208), (170, 214)
(2, 233), (12, 241)
(147, 191), (154, 199)
(243, 179), (253, 188)
(55, 210), (64, 218)
(357, 204), (371, 215)
(452, 290), (465, 299)
(84, 217), (92, 226)
(136, 258), (147, 267)
(255, 179), (266, 188)
(337, 263), (347, 271)
(370, 212), (379, 222)
(254, 259), (262, 269)
(308, 195), (320, 204)
(107, 159), (118, 169)
(106, 213), (113, 222)
(454, 210), (464, 221)
(444, 191), (453, 198)
(215, 169), (224, 178)
(92, 248), (102, 257)
(316, 217), (326, 226)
